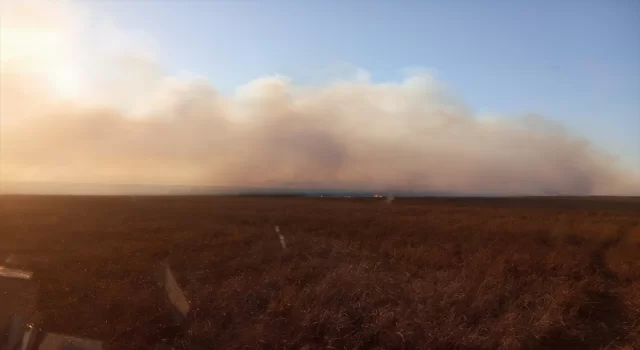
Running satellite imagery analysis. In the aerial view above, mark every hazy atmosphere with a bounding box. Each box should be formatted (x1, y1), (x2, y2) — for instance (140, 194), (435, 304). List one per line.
(2, 3), (640, 349)
(1, 0), (638, 195)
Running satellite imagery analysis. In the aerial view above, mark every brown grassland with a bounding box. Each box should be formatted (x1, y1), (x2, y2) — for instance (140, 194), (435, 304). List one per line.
(1, 195), (639, 349)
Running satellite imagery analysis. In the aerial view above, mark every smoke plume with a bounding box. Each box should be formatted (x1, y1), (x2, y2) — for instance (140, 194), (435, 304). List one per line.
(1, 0), (638, 195)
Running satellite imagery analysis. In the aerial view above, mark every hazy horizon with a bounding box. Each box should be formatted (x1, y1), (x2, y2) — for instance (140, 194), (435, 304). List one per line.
(1, 0), (639, 196)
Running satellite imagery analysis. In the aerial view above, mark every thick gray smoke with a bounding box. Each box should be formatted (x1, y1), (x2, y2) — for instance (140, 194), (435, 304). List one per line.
(1, 1), (638, 195)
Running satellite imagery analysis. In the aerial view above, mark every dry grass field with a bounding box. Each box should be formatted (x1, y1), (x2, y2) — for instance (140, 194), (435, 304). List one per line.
(1, 195), (639, 349)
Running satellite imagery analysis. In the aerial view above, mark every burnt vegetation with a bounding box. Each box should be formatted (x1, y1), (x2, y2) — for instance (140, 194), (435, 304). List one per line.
(1, 196), (639, 349)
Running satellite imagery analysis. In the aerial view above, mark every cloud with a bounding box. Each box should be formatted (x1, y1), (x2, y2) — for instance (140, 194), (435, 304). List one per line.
(1, 0), (638, 195)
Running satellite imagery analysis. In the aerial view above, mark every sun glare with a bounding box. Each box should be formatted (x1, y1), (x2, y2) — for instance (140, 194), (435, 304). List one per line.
(1, 1), (92, 101)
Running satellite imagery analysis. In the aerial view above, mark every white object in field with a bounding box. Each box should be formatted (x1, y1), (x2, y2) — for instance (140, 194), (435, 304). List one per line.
(274, 226), (286, 250)
(20, 326), (34, 350)
(5, 314), (40, 350)
(20, 324), (37, 350)
(35, 333), (103, 350)
(20, 321), (45, 350)
(0, 266), (33, 280)
(386, 193), (395, 204)
(4, 314), (27, 350)
(155, 263), (190, 325)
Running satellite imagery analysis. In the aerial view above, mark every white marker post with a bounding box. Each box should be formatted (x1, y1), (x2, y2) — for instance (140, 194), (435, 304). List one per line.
(274, 226), (286, 250)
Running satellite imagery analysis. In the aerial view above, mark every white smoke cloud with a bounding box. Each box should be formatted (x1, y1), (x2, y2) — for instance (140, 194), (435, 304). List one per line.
(1, 0), (638, 195)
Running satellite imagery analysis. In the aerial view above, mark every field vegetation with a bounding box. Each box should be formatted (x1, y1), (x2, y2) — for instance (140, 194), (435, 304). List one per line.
(1, 196), (639, 349)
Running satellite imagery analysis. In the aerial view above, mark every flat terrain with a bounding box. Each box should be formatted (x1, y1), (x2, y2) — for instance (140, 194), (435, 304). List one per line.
(1, 196), (639, 349)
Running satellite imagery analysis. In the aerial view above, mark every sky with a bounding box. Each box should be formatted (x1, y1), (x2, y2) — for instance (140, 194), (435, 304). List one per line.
(0, 0), (638, 195)
(90, 0), (640, 169)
